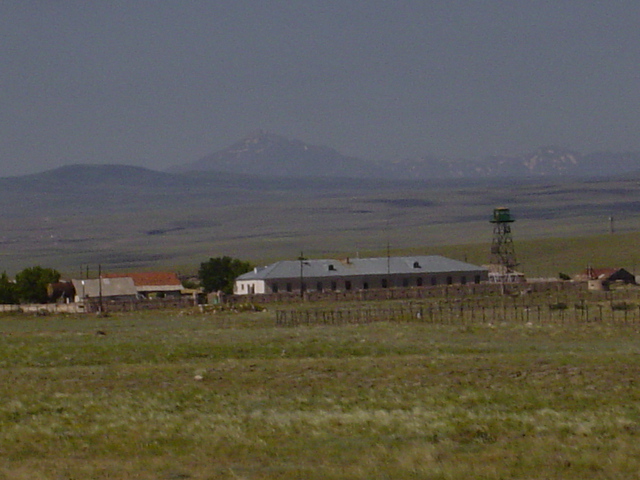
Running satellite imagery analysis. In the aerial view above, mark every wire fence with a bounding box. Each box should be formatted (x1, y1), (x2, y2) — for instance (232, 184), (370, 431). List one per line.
(275, 301), (640, 327)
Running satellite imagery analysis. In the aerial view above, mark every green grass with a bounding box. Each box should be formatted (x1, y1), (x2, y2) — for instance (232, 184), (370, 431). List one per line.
(390, 230), (640, 279)
(1, 307), (640, 478)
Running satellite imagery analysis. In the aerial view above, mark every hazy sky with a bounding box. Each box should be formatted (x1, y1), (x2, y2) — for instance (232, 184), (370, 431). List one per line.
(2, 1), (640, 176)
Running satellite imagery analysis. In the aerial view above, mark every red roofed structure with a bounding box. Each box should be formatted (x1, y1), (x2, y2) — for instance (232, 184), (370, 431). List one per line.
(574, 267), (636, 285)
(103, 272), (183, 298)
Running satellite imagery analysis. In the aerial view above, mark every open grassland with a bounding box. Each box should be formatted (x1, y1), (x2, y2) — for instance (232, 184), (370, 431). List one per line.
(419, 230), (640, 279)
(1, 174), (640, 276)
(1, 307), (640, 479)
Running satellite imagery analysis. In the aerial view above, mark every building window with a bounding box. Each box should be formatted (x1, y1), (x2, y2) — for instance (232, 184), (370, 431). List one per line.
(301, 283), (306, 292)
(345, 280), (352, 290)
(286, 283), (292, 292)
(417, 277), (423, 287)
(272, 284), (278, 293)
(331, 281), (337, 291)
(461, 276), (467, 285)
(431, 277), (437, 286)
(402, 278), (409, 287)
(474, 275), (481, 284)
(446, 276), (453, 285)
(363, 282), (369, 290)
(317, 282), (323, 292)
(381, 279), (388, 288)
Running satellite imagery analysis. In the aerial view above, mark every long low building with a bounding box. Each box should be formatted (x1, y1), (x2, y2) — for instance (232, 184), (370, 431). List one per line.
(234, 255), (488, 295)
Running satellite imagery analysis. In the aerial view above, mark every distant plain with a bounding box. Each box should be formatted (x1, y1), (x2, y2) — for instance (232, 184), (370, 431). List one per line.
(0, 166), (639, 277)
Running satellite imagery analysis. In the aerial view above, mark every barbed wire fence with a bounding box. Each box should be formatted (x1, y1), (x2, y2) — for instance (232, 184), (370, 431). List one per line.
(275, 300), (640, 327)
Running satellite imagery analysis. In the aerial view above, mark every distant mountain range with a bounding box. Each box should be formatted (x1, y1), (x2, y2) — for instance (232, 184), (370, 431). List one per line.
(1, 145), (639, 276)
(172, 131), (640, 180)
(392, 147), (640, 179)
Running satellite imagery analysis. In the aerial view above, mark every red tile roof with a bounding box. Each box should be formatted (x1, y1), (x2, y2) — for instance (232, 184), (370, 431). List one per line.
(103, 272), (182, 287)
(581, 268), (618, 280)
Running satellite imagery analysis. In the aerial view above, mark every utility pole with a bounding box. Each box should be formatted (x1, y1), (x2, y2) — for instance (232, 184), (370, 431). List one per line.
(387, 240), (391, 276)
(298, 252), (307, 299)
(98, 264), (103, 313)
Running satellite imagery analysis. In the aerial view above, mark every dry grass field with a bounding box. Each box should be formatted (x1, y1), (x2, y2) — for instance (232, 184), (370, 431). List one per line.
(1, 304), (640, 479)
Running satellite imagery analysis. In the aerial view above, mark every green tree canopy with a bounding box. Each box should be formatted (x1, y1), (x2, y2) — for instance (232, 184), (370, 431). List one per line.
(198, 256), (252, 294)
(15, 266), (61, 304)
(0, 272), (18, 304)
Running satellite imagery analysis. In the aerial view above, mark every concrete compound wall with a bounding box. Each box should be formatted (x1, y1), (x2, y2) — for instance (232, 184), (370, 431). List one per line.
(0, 303), (85, 314)
(0, 296), (199, 314)
(0, 282), (592, 312)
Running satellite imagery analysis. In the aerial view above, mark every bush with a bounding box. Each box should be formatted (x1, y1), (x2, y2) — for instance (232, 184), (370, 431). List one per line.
(15, 266), (61, 304)
(548, 302), (568, 310)
(0, 272), (18, 304)
(198, 256), (252, 294)
(611, 302), (635, 311)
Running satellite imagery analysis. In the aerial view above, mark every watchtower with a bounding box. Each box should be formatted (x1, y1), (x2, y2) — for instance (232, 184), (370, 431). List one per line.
(490, 207), (518, 274)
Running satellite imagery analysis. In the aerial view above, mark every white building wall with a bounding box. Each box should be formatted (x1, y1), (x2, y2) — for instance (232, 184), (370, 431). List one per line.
(235, 270), (488, 295)
(235, 280), (267, 295)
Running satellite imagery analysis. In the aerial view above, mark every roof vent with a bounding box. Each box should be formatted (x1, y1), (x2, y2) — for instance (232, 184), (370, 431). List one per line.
(413, 261), (421, 269)
(328, 264), (336, 271)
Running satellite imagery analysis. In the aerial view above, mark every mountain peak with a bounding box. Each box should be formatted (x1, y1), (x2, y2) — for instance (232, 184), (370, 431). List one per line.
(228, 131), (297, 156)
(173, 132), (382, 178)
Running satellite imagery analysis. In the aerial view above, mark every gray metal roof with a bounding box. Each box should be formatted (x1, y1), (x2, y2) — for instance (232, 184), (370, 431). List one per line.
(237, 255), (487, 281)
(72, 277), (137, 298)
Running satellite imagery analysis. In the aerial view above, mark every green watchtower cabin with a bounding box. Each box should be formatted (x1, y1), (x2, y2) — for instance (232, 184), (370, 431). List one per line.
(490, 207), (518, 274)
(491, 207), (514, 224)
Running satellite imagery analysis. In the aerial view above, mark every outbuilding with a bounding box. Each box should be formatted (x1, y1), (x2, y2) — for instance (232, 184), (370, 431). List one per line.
(575, 267), (636, 285)
(72, 277), (138, 302)
(103, 272), (183, 298)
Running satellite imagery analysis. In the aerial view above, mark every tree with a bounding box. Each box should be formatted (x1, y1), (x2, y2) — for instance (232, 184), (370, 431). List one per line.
(0, 272), (18, 304)
(198, 256), (252, 294)
(15, 266), (61, 304)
